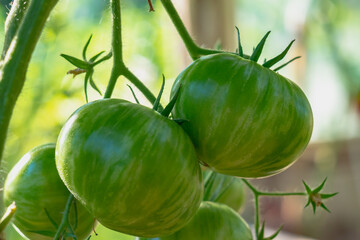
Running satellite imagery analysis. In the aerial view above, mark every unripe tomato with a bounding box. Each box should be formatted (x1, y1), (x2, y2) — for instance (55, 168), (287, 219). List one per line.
(203, 171), (246, 212)
(171, 53), (313, 178)
(137, 201), (253, 240)
(56, 99), (203, 238)
(3, 144), (94, 240)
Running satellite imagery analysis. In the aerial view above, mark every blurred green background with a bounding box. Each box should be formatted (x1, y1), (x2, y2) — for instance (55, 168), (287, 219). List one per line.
(0, 0), (359, 239)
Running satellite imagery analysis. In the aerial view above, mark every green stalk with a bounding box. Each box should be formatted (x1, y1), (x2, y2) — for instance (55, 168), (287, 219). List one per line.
(1, 0), (30, 61)
(104, 0), (158, 107)
(242, 179), (307, 239)
(159, 0), (250, 60)
(53, 195), (74, 240)
(0, 0), (59, 163)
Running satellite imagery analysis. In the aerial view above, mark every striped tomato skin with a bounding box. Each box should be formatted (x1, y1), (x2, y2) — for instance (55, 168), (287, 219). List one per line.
(3, 144), (94, 240)
(137, 202), (253, 240)
(56, 99), (203, 238)
(171, 53), (313, 178)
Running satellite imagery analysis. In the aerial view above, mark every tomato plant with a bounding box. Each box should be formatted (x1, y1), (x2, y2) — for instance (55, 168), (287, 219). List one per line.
(171, 53), (313, 178)
(55, 99), (203, 238)
(3, 144), (94, 240)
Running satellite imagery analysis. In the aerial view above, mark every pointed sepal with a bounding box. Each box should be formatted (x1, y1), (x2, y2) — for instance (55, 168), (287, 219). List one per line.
(161, 84), (182, 117)
(153, 75), (165, 111)
(273, 56), (301, 72)
(250, 31), (271, 62)
(235, 26), (244, 57)
(61, 54), (89, 70)
(127, 84), (140, 104)
(82, 34), (93, 61)
(263, 40), (295, 68)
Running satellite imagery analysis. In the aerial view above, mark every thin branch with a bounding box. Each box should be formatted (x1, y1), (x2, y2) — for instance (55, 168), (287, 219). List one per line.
(104, 0), (158, 107)
(53, 195), (74, 240)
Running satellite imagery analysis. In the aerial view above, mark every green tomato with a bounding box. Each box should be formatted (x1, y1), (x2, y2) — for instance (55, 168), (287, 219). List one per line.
(3, 144), (94, 240)
(203, 171), (246, 212)
(138, 201), (253, 240)
(171, 53), (313, 178)
(56, 99), (203, 238)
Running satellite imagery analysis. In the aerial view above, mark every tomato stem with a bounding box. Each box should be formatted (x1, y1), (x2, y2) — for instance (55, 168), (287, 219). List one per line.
(104, 0), (160, 109)
(0, 0), (59, 164)
(242, 179), (308, 239)
(159, 0), (250, 60)
(53, 194), (75, 240)
(0, 202), (16, 233)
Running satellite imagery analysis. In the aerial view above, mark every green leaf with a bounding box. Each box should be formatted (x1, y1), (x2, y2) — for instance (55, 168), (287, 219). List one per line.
(61, 54), (88, 69)
(273, 56), (301, 71)
(83, 34), (93, 61)
(250, 31), (271, 62)
(235, 26), (243, 57)
(153, 75), (165, 111)
(161, 84), (181, 117)
(263, 40), (295, 68)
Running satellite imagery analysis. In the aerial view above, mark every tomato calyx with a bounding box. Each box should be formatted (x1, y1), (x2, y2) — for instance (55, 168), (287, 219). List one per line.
(151, 74), (184, 119)
(303, 178), (338, 213)
(234, 28), (301, 72)
(61, 34), (112, 102)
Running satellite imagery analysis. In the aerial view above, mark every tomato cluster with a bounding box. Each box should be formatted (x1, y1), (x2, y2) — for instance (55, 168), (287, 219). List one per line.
(3, 44), (313, 238)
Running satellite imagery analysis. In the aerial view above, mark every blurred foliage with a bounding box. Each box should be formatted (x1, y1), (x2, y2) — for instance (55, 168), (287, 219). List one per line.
(0, 0), (359, 239)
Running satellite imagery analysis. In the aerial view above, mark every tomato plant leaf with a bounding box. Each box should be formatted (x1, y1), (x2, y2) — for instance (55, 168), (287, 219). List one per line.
(83, 34), (93, 61)
(263, 40), (295, 68)
(153, 74), (165, 111)
(61, 54), (89, 69)
(250, 31), (271, 62)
